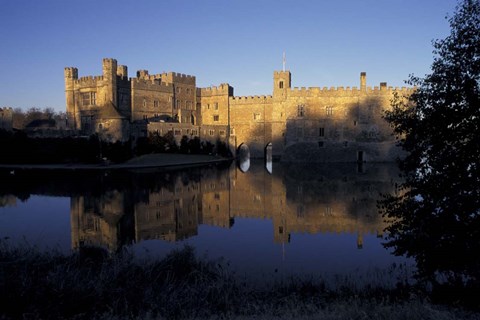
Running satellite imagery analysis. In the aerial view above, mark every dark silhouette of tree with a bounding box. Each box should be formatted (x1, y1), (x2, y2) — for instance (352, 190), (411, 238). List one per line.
(381, 0), (480, 306)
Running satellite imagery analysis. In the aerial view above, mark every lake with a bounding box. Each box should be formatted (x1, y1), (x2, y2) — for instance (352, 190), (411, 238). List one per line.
(0, 160), (409, 281)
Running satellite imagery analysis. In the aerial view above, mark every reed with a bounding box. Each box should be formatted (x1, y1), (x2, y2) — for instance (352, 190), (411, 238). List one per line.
(0, 240), (477, 320)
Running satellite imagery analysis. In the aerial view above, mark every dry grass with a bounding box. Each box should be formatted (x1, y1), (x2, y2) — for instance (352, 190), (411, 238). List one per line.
(0, 240), (478, 320)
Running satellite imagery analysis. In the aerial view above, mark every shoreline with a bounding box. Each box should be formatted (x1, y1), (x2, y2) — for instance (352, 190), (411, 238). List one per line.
(0, 153), (233, 171)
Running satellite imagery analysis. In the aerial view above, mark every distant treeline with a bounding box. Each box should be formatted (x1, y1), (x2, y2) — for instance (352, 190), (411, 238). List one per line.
(11, 107), (67, 129)
(0, 129), (231, 164)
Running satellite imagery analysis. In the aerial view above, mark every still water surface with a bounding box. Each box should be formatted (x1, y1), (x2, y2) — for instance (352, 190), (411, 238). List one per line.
(0, 160), (408, 280)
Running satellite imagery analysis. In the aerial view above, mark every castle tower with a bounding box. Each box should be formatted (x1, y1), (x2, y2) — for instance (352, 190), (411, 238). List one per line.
(117, 65), (128, 79)
(102, 58), (118, 106)
(64, 67), (78, 129)
(273, 71), (291, 99)
(360, 72), (367, 92)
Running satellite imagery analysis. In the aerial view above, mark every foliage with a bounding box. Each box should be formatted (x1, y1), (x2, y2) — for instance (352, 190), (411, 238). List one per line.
(1, 241), (477, 320)
(135, 132), (232, 158)
(0, 130), (131, 164)
(381, 0), (480, 305)
(12, 107), (66, 129)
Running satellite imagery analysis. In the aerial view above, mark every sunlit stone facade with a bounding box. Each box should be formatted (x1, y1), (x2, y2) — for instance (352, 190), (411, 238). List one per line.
(65, 58), (413, 160)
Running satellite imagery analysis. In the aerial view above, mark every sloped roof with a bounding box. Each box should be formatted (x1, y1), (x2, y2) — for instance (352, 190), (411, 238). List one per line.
(97, 102), (127, 119)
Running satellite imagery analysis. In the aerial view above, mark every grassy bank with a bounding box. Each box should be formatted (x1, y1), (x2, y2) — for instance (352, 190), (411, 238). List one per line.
(0, 241), (478, 320)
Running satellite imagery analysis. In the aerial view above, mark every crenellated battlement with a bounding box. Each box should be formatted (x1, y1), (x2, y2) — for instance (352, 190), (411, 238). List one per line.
(131, 77), (173, 92)
(288, 85), (413, 97)
(197, 83), (232, 96)
(64, 67), (78, 80)
(161, 72), (196, 85)
(74, 75), (104, 86)
(230, 95), (273, 104)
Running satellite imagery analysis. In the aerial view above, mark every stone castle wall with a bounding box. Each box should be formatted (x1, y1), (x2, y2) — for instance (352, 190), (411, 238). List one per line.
(64, 58), (412, 161)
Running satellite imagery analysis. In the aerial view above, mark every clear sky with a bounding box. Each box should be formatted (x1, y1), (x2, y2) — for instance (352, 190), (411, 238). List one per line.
(0, 0), (457, 112)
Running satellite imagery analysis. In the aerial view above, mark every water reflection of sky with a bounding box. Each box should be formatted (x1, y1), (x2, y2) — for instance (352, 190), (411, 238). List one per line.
(0, 162), (411, 279)
(133, 217), (405, 281)
(0, 196), (71, 251)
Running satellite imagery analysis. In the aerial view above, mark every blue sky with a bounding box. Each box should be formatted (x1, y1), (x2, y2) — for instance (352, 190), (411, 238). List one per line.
(0, 0), (457, 112)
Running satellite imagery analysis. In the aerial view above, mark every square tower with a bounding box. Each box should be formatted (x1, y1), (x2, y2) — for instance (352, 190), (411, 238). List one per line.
(273, 71), (291, 99)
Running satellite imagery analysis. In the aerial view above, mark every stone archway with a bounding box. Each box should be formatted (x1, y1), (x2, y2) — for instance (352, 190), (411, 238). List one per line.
(265, 142), (272, 174)
(237, 143), (250, 159)
(237, 143), (250, 173)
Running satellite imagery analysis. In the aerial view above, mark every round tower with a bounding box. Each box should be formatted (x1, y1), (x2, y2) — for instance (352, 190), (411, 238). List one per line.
(64, 67), (78, 129)
(102, 58), (118, 106)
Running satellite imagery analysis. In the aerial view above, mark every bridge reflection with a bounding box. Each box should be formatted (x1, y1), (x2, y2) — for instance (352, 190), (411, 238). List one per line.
(70, 161), (400, 252)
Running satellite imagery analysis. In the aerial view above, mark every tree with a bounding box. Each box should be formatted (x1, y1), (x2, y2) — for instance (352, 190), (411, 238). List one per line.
(381, 0), (480, 302)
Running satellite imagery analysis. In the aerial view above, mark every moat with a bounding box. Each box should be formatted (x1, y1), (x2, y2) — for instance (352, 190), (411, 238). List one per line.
(0, 160), (409, 280)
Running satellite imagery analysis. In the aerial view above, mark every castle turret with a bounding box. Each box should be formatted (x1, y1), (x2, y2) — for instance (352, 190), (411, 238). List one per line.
(117, 65), (128, 79)
(273, 70), (291, 99)
(360, 72), (367, 92)
(64, 67), (78, 128)
(102, 58), (118, 106)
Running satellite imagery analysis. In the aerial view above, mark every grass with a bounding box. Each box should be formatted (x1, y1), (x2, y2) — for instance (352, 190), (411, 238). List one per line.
(0, 240), (479, 320)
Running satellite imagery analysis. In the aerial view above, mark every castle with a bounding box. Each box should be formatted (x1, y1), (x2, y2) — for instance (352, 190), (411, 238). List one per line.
(65, 58), (413, 161)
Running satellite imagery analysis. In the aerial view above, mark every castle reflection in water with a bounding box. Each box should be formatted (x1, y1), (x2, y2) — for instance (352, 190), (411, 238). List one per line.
(70, 160), (400, 252)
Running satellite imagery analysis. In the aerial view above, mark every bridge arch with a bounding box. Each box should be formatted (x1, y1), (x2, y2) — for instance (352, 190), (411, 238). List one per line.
(265, 142), (273, 174)
(237, 143), (250, 173)
(237, 143), (250, 158)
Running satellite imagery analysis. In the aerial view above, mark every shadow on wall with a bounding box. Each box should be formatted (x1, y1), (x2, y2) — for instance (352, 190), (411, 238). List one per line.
(282, 96), (402, 163)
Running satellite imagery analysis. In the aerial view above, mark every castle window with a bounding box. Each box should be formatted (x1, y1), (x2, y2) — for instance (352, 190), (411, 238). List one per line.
(209, 129), (215, 136)
(297, 104), (305, 117)
(213, 115), (219, 122)
(326, 106), (333, 116)
(253, 113), (260, 120)
(154, 100), (159, 108)
(325, 206), (333, 216)
(192, 129), (198, 135)
(81, 93), (90, 106)
(219, 130), (225, 136)
(319, 127), (325, 137)
(279, 81), (284, 89)
(214, 103), (218, 110)
(207, 104), (210, 109)
(143, 99), (146, 108)
(91, 92), (96, 105)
